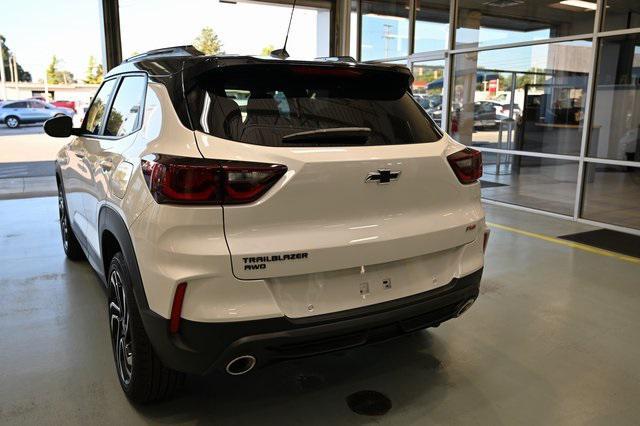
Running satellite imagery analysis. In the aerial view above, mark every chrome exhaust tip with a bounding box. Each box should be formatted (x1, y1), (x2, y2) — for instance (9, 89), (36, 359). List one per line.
(456, 298), (476, 317)
(225, 355), (257, 376)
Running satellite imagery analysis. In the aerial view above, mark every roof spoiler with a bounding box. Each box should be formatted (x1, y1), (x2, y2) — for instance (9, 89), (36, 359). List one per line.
(314, 56), (357, 63)
(125, 45), (204, 62)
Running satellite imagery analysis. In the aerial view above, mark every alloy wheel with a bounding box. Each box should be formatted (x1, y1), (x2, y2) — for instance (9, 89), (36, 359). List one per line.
(6, 117), (18, 128)
(109, 269), (133, 386)
(58, 188), (69, 252)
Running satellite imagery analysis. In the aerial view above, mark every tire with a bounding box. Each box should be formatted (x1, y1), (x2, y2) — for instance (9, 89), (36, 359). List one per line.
(5, 116), (20, 128)
(108, 252), (184, 403)
(57, 183), (85, 260)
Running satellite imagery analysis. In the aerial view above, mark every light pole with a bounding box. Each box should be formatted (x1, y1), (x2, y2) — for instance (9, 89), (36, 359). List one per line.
(0, 37), (7, 100)
(12, 54), (19, 89)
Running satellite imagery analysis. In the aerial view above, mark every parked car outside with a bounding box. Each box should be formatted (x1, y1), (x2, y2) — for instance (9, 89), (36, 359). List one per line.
(0, 100), (75, 128)
(414, 94), (443, 127)
(52, 100), (77, 113)
(430, 101), (506, 129)
(481, 99), (521, 119)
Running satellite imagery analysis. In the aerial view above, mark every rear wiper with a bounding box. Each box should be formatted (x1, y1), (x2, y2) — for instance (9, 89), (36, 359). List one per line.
(281, 127), (371, 145)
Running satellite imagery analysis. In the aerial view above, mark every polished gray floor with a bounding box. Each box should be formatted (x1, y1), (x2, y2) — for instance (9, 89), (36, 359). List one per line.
(1, 197), (639, 425)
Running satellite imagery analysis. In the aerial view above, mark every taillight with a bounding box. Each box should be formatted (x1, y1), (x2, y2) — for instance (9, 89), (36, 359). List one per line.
(447, 148), (482, 184)
(141, 155), (287, 204)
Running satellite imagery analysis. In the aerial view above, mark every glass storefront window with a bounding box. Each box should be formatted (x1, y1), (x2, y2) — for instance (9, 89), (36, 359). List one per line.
(456, 0), (595, 50)
(119, 0), (330, 60)
(581, 164), (640, 229)
(414, 0), (449, 53)
(481, 153), (578, 215)
(361, 0), (409, 60)
(602, 0), (640, 31)
(0, 0), (104, 161)
(412, 59), (445, 126)
(587, 34), (640, 162)
(450, 40), (592, 155)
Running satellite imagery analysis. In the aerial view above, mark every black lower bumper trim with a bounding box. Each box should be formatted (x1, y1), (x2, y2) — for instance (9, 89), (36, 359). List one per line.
(141, 268), (483, 374)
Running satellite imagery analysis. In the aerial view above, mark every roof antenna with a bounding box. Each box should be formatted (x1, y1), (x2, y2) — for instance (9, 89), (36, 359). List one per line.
(270, 0), (297, 60)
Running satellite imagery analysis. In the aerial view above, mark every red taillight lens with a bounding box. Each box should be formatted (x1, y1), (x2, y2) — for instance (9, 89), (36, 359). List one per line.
(447, 148), (482, 184)
(169, 282), (187, 334)
(141, 155), (287, 204)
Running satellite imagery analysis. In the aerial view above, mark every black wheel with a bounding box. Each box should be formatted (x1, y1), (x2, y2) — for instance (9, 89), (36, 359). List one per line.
(108, 252), (184, 403)
(5, 116), (20, 128)
(57, 183), (85, 260)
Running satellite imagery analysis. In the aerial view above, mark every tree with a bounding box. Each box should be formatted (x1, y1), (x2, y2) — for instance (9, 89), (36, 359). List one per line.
(46, 55), (60, 84)
(1, 34), (32, 82)
(84, 56), (104, 84)
(46, 55), (76, 84)
(261, 44), (275, 56)
(194, 27), (223, 55)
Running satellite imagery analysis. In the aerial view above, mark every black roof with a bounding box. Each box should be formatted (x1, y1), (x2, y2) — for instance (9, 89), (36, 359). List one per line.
(105, 45), (412, 79)
(104, 45), (414, 135)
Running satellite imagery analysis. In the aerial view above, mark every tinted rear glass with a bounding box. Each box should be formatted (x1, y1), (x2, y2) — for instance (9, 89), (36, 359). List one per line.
(186, 64), (442, 147)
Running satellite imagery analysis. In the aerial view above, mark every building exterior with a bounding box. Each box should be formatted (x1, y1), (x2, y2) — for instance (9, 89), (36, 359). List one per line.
(1, 82), (99, 114)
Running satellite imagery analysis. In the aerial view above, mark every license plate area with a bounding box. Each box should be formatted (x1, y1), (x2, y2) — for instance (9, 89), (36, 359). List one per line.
(265, 246), (460, 318)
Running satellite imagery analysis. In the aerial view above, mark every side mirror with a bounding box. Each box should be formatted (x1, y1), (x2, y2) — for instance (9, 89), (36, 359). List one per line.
(44, 115), (76, 138)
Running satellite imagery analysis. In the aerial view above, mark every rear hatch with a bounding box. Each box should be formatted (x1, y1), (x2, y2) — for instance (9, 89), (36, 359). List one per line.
(186, 61), (483, 314)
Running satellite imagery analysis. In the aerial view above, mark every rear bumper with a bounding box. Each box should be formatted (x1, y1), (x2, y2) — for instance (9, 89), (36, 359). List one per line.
(141, 268), (483, 375)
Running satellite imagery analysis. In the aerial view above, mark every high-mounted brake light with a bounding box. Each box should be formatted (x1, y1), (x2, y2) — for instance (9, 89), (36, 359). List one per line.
(141, 155), (287, 205)
(447, 148), (482, 184)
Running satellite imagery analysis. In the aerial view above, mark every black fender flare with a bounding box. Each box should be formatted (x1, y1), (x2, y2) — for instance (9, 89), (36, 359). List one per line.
(98, 205), (151, 312)
(98, 205), (191, 370)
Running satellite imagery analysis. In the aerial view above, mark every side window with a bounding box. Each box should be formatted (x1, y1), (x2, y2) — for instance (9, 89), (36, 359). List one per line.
(29, 101), (46, 109)
(84, 79), (117, 135)
(104, 76), (146, 137)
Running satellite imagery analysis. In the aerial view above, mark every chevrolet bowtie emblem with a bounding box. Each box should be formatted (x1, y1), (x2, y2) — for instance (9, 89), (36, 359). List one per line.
(365, 169), (401, 184)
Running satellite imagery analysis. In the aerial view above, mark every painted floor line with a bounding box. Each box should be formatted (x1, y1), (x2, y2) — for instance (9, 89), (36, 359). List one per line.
(486, 222), (640, 265)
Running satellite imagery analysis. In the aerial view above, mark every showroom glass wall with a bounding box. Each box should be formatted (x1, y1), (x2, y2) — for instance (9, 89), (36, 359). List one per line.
(118, 0), (331, 60)
(0, 0), (104, 165)
(351, 0), (640, 234)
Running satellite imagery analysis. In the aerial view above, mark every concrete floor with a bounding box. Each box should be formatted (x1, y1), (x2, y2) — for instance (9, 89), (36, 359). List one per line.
(1, 197), (639, 425)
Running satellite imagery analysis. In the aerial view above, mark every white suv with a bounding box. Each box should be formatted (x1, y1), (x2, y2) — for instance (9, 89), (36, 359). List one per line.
(45, 46), (488, 403)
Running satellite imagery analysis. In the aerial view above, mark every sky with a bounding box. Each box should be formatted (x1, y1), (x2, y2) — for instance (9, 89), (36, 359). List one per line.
(0, 0), (328, 83)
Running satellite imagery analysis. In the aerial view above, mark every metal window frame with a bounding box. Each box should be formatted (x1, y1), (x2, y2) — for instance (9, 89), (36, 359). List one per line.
(99, 0), (122, 71)
(439, 0), (640, 234)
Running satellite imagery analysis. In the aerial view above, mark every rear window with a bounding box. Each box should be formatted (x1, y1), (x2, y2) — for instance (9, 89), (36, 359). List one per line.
(186, 64), (442, 147)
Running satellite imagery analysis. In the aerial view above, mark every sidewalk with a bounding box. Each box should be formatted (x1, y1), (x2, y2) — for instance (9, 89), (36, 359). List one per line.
(0, 131), (66, 199)
(0, 133), (68, 163)
(0, 176), (57, 200)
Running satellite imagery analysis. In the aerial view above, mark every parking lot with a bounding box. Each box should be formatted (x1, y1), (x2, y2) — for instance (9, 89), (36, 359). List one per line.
(0, 123), (46, 137)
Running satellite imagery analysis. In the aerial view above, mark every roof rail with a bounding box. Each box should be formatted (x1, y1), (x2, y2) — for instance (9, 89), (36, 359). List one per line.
(314, 56), (357, 63)
(125, 45), (204, 62)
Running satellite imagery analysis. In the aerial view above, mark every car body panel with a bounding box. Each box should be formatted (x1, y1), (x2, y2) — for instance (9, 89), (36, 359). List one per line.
(194, 132), (483, 279)
(54, 61), (486, 324)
